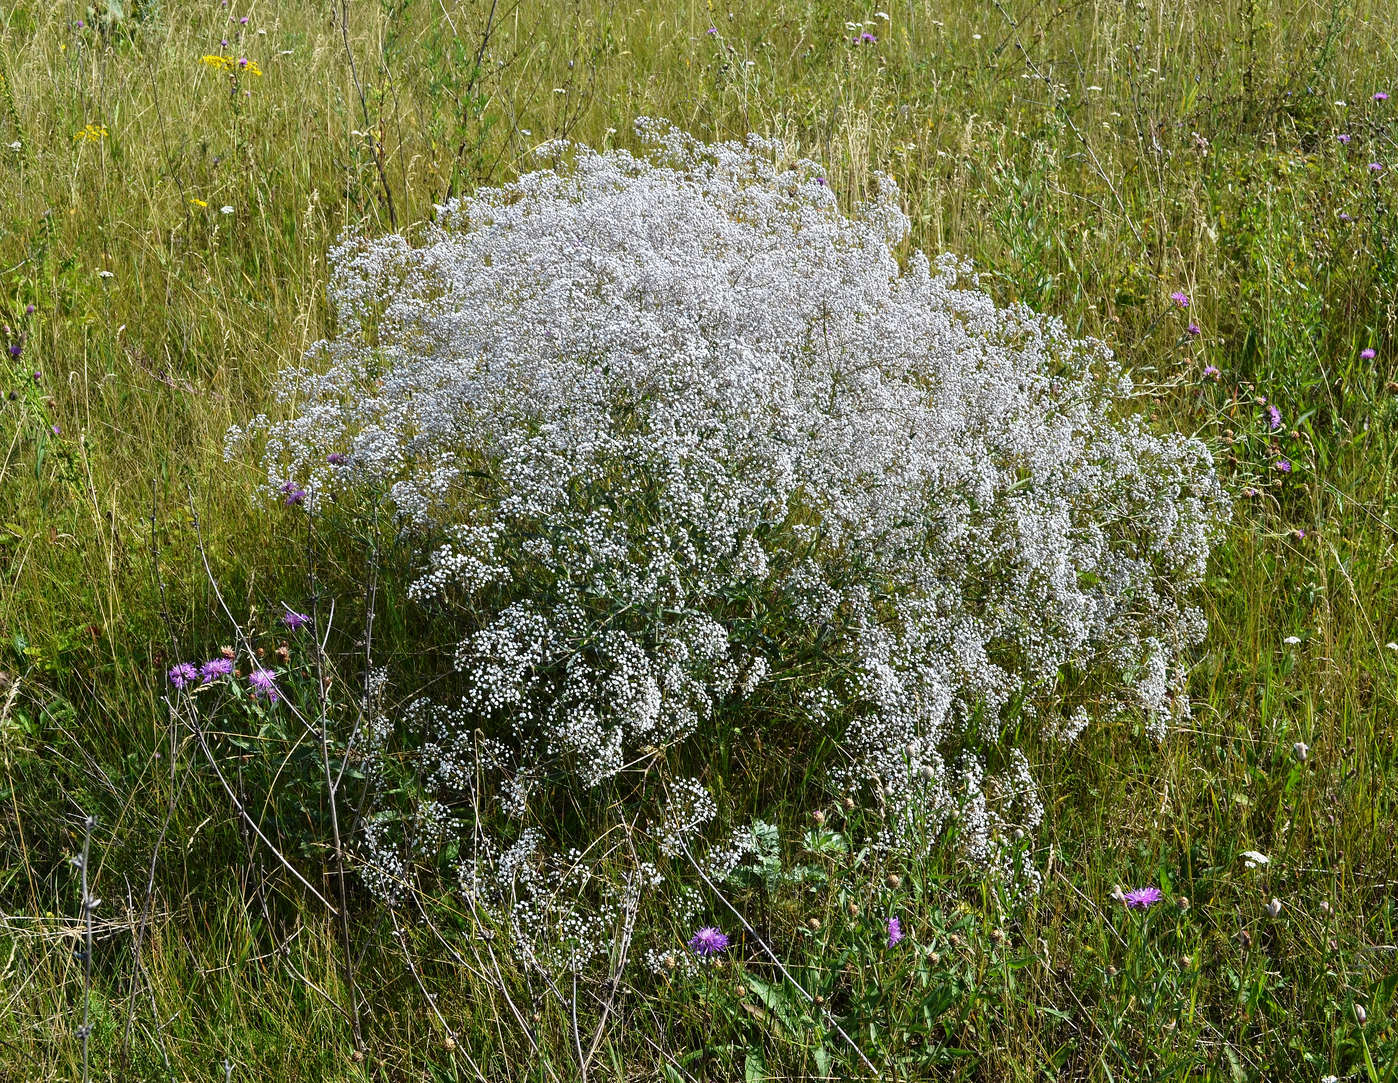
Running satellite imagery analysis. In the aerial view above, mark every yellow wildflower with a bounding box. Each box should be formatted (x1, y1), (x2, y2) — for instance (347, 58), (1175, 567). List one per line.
(190, 198), (208, 208)
(199, 54), (261, 77)
(74, 124), (109, 143)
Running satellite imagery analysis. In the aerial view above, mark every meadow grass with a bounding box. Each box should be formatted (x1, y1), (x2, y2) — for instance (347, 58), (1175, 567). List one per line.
(0, 0), (1396, 1079)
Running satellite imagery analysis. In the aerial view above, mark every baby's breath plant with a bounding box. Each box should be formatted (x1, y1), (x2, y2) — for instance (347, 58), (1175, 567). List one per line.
(232, 120), (1226, 970)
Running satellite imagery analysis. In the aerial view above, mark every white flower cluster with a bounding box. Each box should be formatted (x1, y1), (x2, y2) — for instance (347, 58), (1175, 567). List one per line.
(236, 120), (1225, 916)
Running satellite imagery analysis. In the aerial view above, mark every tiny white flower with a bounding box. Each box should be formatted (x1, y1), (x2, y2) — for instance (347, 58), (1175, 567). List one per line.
(1283, 635), (1301, 645)
(1386, 642), (1398, 651)
(1240, 850), (1270, 869)
(97, 269), (115, 279)
(220, 205), (235, 215)
(1293, 741), (1308, 762)
(6, 140), (20, 150)
(1265, 897), (1283, 917)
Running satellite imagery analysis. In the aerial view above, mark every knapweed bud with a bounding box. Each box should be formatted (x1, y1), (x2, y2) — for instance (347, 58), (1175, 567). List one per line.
(806, 916), (821, 930)
(811, 809), (825, 825)
(885, 873), (901, 889)
(1354, 1003), (1367, 1025)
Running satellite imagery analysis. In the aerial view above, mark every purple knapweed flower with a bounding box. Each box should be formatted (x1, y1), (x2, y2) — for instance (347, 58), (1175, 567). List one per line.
(7, 343), (20, 358)
(1338, 133), (1351, 144)
(24, 305), (34, 315)
(1369, 162), (1384, 173)
(687, 926), (729, 956)
(859, 32), (878, 43)
(1375, 92), (1390, 102)
(1339, 212), (1354, 223)
(280, 480), (306, 506)
(1360, 348), (1377, 360)
(1275, 458), (1292, 473)
(1186, 322), (1200, 336)
(247, 667), (279, 701)
(1122, 886), (1164, 909)
(200, 657), (234, 682)
(1203, 364), (1220, 378)
(167, 662), (198, 689)
(1268, 404), (1281, 431)
(887, 915), (903, 947)
(327, 452), (346, 465)
(1170, 290), (1190, 308)
(239, 15), (249, 23)
(282, 606), (311, 630)
(706, 26), (717, 34)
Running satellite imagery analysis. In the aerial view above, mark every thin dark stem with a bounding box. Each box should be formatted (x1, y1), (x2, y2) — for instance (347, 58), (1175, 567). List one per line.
(78, 814), (94, 1083)
(338, 0), (398, 230)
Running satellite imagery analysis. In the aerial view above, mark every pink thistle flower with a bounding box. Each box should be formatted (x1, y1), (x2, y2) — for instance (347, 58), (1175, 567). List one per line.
(247, 667), (280, 701)
(200, 657), (233, 682)
(281, 605), (311, 630)
(1360, 348), (1377, 360)
(1122, 886), (1164, 909)
(1186, 322), (1200, 336)
(167, 662), (198, 689)
(1203, 365), (1220, 378)
(1274, 458), (1292, 473)
(887, 915), (903, 946)
(1170, 291), (1190, 308)
(1375, 92), (1390, 102)
(1268, 404), (1281, 431)
(687, 926), (729, 955)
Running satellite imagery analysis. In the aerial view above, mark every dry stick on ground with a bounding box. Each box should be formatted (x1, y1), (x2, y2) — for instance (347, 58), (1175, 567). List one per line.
(682, 843), (881, 1079)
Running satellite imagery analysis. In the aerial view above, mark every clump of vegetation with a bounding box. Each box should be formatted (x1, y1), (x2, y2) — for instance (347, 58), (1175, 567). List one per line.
(0, 0), (1395, 1079)
(231, 121), (1223, 970)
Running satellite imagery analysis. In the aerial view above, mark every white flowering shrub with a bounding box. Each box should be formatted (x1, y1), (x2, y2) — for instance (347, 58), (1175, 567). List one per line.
(232, 120), (1225, 963)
